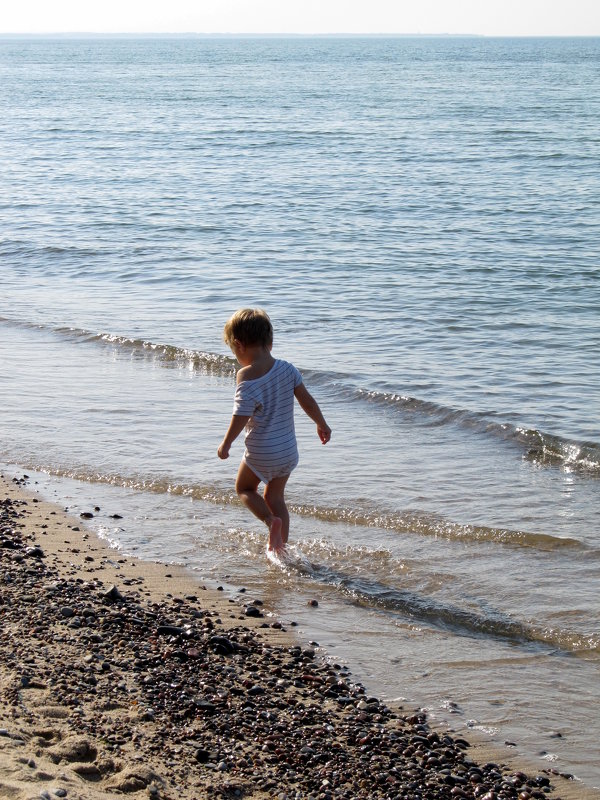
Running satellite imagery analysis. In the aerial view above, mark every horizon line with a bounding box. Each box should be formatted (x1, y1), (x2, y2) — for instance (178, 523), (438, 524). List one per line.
(1, 31), (598, 39)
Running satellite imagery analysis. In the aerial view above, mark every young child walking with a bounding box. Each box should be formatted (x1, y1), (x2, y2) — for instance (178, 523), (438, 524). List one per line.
(217, 309), (331, 552)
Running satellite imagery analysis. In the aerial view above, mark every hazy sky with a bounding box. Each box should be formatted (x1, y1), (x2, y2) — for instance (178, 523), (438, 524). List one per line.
(1, 0), (599, 36)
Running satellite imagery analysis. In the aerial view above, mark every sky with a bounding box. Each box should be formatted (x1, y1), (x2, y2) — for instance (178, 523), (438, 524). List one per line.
(1, 0), (599, 37)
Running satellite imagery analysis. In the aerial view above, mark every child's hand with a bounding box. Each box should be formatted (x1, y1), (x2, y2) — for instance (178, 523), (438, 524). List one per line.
(317, 424), (331, 445)
(217, 442), (230, 459)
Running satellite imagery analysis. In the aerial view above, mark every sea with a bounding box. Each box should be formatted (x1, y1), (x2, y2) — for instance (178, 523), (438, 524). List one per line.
(1, 35), (599, 788)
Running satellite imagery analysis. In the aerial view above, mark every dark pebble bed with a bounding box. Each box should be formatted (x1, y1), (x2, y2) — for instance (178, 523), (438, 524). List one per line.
(0, 490), (570, 800)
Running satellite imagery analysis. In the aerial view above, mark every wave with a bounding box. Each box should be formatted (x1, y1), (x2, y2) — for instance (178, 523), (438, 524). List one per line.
(2, 458), (589, 554)
(267, 544), (599, 657)
(0, 241), (105, 259)
(6, 460), (597, 657)
(355, 387), (600, 475)
(288, 502), (585, 550)
(1, 314), (598, 475)
(515, 426), (600, 471)
(65, 329), (236, 376)
(0, 316), (236, 378)
(307, 564), (600, 657)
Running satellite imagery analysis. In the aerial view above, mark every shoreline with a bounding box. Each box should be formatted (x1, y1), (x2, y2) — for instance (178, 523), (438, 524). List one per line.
(1, 470), (597, 800)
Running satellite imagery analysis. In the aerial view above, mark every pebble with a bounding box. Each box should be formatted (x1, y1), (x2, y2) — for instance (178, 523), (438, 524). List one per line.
(0, 486), (563, 800)
(25, 546), (45, 558)
(101, 584), (123, 602)
(157, 624), (186, 637)
(210, 635), (236, 655)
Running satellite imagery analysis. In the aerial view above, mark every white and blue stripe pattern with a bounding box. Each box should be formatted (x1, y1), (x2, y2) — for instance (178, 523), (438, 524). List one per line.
(233, 359), (303, 484)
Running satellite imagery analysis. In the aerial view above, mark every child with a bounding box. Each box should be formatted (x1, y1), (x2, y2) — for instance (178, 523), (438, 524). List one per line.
(217, 308), (331, 552)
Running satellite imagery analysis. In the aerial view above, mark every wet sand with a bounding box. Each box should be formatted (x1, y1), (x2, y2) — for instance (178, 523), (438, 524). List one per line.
(1, 471), (597, 800)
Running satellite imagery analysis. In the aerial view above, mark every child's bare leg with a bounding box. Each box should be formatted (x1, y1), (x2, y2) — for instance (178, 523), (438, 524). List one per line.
(235, 462), (283, 550)
(264, 475), (290, 545)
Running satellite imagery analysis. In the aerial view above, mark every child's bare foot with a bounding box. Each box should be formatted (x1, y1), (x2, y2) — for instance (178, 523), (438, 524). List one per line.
(267, 516), (284, 552)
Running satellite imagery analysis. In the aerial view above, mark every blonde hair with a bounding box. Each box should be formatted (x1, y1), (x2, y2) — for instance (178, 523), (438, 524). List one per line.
(223, 308), (273, 348)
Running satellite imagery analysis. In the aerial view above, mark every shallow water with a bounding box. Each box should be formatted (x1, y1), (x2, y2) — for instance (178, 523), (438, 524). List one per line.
(1, 36), (599, 787)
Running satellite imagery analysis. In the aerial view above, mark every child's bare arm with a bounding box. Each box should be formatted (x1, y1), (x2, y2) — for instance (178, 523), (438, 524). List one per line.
(294, 383), (331, 444)
(218, 414), (250, 459)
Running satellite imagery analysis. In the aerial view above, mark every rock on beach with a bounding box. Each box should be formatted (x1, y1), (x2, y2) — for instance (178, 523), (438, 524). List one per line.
(0, 476), (578, 800)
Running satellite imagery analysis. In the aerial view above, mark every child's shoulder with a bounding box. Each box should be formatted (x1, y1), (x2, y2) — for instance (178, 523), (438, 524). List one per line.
(236, 356), (277, 384)
(235, 364), (255, 384)
(236, 358), (299, 386)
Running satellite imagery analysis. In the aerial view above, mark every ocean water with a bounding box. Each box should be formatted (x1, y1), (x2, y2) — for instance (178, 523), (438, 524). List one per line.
(1, 36), (599, 787)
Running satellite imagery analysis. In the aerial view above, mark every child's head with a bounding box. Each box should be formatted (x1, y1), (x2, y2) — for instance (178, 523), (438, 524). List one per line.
(223, 308), (273, 349)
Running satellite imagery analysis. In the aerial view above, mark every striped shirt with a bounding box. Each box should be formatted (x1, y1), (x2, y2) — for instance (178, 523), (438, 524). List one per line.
(233, 359), (303, 483)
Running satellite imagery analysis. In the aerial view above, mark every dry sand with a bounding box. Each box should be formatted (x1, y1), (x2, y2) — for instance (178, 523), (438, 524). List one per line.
(1, 471), (598, 800)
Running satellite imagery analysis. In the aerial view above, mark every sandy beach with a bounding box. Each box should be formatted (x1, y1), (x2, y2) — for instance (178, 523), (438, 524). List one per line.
(1, 470), (597, 800)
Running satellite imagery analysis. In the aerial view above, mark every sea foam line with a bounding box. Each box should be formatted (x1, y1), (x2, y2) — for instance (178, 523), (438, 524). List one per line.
(1, 457), (587, 555)
(2, 314), (598, 474)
